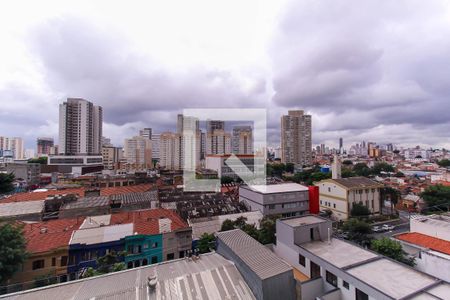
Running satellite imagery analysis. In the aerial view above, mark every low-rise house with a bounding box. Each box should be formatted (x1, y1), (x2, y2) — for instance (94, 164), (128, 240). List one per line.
(315, 177), (383, 220)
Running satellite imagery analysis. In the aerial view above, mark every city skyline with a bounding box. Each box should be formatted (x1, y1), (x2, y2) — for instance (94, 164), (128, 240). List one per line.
(2, 1), (450, 150)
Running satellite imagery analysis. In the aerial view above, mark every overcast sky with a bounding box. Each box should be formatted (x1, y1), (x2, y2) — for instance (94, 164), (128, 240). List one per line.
(1, 0), (450, 150)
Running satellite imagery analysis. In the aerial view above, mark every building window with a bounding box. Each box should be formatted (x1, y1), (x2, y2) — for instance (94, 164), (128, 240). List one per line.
(179, 251), (185, 258)
(356, 288), (369, 300)
(152, 242), (158, 248)
(61, 256), (68, 267)
(298, 254), (305, 267)
(32, 260), (45, 270)
(333, 203), (336, 208)
(268, 204), (275, 209)
(52, 257), (56, 267)
(328, 187), (331, 192)
(151, 256), (158, 264)
(143, 243), (149, 249)
(326, 271), (337, 287)
(343, 280), (349, 289)
(167, 253), (175, 260)
(371, 200), (374, 208)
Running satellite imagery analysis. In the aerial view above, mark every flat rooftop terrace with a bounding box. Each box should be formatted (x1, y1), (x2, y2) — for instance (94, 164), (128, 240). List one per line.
(281, 215), (328, 227)
(242, 183), (309, 194)
(301, 238), (378, 268)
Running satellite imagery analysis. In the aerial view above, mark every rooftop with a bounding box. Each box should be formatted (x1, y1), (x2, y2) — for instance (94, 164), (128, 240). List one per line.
(216, 229), (292, 280)
(22, 218), (83, 253)
(301, 238), (378, 268)
(281, 215), (328, 227)
(0, 200), (44, 218)
(241, 183), (309, 194)
(0, 253), (256, 300)
(396, 232), (450, 255)
(346, 258), (439, 299)
(2, 184), (152, 203)
(323, 177), (383, 189)
(70, 223), (134, 245)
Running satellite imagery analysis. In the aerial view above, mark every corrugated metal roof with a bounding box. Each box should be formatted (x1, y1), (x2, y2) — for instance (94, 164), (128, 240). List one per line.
(216, 229), (292, 280)
(1, 253), (255, 300)
(60, 196), (110, 210)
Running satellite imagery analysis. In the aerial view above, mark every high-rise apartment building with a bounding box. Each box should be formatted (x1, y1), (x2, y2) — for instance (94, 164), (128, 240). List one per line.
(159, 132), (182, 170)
(206, 120), (225, 134)
(232, 126), (253, 155)
(206, 129), (231, 155)
(177, 114), (199, 134)
(102, 146), (123, 170)
(123, 136), (152, 170)
(0, 137), (24, 160)
(58, 98), (103, 155)
(37, 137), (54, 156)
(139, 128), (152, 140)
(281, 110), (312, 166)
(151, 134), (160, 161)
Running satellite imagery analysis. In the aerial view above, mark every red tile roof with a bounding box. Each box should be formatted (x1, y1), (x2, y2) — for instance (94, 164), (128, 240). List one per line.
(2, 184), (153, 203)
(110, 209), (189, 235)
(396, 232), (450, 255)
(22, 218), (83, 254)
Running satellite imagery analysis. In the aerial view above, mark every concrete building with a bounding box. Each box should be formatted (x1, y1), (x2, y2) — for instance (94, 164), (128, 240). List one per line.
(150, 133), (160, 161)
(139, 128), (152, 140)
(275, 215), (449, 300)
(239, 183), (310, 217)
(0, 137), (24, 160)
(159, 132), (181, 170)
(281, 110), (312, 166)
(101, 146), (123, 170)
(206, 129), (231, 155)
(205, 154), (265, 181)
(315, 177), (383, 220)
(177, 114), (200, 134)
(216, 229), (295, 300)
(394, 214), (450, 282)
(331, 155), (341, 179)
(59, 98), (102, 155)
(37, 137), (54, 156)
(232, 125), (253, 155)
(206, 119), (225, 134)
(3, 162), (41, 185)
(124, 136), (152, 170)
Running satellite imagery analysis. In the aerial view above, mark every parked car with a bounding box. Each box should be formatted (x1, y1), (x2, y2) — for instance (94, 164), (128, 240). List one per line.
(382, 224), (395, 231)
(372, 226), (382, 232)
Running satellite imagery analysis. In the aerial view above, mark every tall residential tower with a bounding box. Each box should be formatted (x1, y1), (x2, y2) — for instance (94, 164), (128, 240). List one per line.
(281, 110), (312, 166)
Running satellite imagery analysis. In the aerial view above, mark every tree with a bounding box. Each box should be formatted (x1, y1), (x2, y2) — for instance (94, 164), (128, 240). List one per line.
(198, 233), (216, 254)
(420, 185), (450, 211)
(437, 159), (450, 168)
(271, 163), (286, 178)
(342, 160), (353, 166)
(285, 163), (295, 173)
(371, 162), (395, 175)
(341, 168), (356, 178)
(34, 273), (58, 287)
(342, 218), (372, 246)
(371, 238), (415, 266)
(28, 157), (47, 165)
(220, 176), (234, 184)
(381, 187), (400, 214)
(220, 219), (236, 231)
(351, 202), (371, 217)
(0, 173), (15, 194)
(0, 223), (28, 283)
(258, 217), (276, 244)
(95, 251), (125, 274)
(353, 163), (371, 177)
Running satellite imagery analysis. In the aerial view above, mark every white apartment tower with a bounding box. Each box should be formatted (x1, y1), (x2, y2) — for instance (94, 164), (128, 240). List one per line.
(0, 137), (24, 160)
(281, 110), (312, 166)
(232, 126), (253, 155)
(59, 98), (103, 155)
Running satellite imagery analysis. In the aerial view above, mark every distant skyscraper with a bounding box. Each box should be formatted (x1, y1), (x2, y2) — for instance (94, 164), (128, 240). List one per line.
(159, 132), (182, 170)
(232, 126), (253, 154)
(206, 120), (225, 134)
(139, 128), (152, 140)
(177, 114), (199, 134)
(339, 137), (343, 154)
(151, 133), (160, 161)
(206, 129), (231, 155)
(124, 136), (152, 169)
(59, 98), (103, 155)
(0, 137), (24, 160)
(37, 137), (54, 156)
(281, 110), (312, 166)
